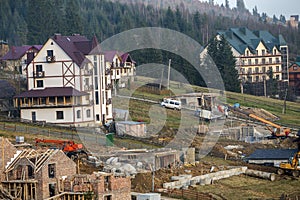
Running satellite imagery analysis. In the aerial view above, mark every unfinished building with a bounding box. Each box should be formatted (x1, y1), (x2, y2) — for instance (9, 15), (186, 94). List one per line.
(61, 172), (131, 200)
(0, 137), (18, 181)
(2, 149), (76, 200)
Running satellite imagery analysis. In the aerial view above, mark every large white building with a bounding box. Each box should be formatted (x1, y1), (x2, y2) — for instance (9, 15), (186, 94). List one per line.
(217, 27), (289, 95)
(14, 34), (113, 126)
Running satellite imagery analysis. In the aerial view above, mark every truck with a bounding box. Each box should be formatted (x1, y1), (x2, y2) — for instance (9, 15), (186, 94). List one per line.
(35, 138), (88, 160)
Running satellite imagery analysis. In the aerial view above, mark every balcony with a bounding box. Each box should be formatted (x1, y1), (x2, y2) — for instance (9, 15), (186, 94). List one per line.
(106, 98), (112, 105)
(105, 69), (111, 75)
(33, 71), (45, 78)
(46, 56), (56, 63)
(84, 85), (94, 91)
(105, 84), (112, 90)
(84, 69), (93, 75)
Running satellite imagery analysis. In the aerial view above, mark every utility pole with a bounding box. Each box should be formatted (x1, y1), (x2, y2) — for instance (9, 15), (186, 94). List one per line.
(159, 68), (164, 91)
(167, 59), (171, 90)
(282, 87), (288, 114)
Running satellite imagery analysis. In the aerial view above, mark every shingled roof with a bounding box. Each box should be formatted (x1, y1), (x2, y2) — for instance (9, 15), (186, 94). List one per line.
(247, 149), (298, 160)
(52, 34), (100, 67)
(14, 87), (88, 98)
(218, 27), (286, 54)
(1, 45), (42, 61)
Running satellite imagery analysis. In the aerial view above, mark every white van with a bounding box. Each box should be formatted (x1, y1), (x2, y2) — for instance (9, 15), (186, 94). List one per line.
(161, 98), (181, 110)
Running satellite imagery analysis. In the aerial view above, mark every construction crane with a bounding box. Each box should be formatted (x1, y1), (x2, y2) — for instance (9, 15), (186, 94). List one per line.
(35, 138), (88, 160)
(231, 107), (290, 139)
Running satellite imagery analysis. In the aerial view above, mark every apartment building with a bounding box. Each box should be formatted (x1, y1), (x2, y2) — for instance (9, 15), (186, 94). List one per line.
(217, 27), (289, 94)
(14, 34), (113, 126)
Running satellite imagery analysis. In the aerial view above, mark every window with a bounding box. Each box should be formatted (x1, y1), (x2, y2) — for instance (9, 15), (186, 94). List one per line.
(48, 164), (55, 178)
(95, 91), (99, 105)
(36, 80), (44, 88)
(86, 109), (91, 118)
(28, 165), (34, 178)
(262, 58), (265, 64)
(246, 50), (249, 56)
(36, 65), (43, 72)
(274, 49), (277, 55)
(255, 67), (259, 73)
(117, 70), (119, 75)
(77, 110), (81, 119)
(276, 58), (280, 63)
(269, 58), (272, 64)
(276, 66), (280, 72)
(56, 111), (64, 120)
(255, 76), (259, 82)
(255, 59), (258, 64)
(276, 75), (280, 80)
(269, 67), (272, 72)
(248, 59), (251, 65)
(96, 114), (100, 121)
(47, 50), (53, 57)
(262, 67), (266, 73)
(262, 49), (265, 55)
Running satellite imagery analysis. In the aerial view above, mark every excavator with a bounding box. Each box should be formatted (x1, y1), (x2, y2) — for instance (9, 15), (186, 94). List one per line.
(277, 135), (300, 177)
(230, 106), (290, 139)
(278, 151), (300, 177)
(35, 138), (88, 160)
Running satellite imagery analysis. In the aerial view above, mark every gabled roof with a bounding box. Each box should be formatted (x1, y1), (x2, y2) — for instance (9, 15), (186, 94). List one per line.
(14, 87), (88, 98)
(104, 50), (121, 62)
(120, 53), (136, 64)
(1, 45), (42, 60)
(218, 27), (286, 54)
(52, 34), (100, 67)
(5, 149), (62, 173)
(247, 149), (297, 160)
(0, 80), (16, 99)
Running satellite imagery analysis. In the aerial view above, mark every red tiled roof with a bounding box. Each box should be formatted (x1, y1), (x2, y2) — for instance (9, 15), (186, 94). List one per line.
(1, 45), (42, 60)
(14, 87), (88, 98)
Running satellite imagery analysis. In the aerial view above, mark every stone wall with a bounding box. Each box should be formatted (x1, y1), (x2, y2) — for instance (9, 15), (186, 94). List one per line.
(0, 137), (17, 181)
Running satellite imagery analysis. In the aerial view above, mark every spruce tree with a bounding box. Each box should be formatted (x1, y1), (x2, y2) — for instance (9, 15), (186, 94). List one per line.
(207, 35), (240, 92)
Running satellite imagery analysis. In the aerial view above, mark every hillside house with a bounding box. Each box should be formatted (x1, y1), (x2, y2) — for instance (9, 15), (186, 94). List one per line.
(0, 40), (9, 59)
(1, 45), (42, 76)
(215, 27), (289, 95)
(2, 149), (76, 200)
(289, 57), (300, 96)
(14, 34), (113, 126)
(104, 51), (136, 91)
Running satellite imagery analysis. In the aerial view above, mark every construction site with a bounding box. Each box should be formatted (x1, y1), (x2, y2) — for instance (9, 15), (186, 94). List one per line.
(0, 92), (300, 200)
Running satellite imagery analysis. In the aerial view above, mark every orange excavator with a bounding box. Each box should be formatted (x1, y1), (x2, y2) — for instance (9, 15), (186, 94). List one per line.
(35, 138), (88, 160)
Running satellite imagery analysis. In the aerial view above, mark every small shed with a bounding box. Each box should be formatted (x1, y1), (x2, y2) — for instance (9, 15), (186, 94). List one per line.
(246, 149), (298, 167)
(115, 121), (147, 137)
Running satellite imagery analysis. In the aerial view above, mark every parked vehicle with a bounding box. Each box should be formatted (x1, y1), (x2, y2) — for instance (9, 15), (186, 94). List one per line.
(161, 98), (181, 110)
